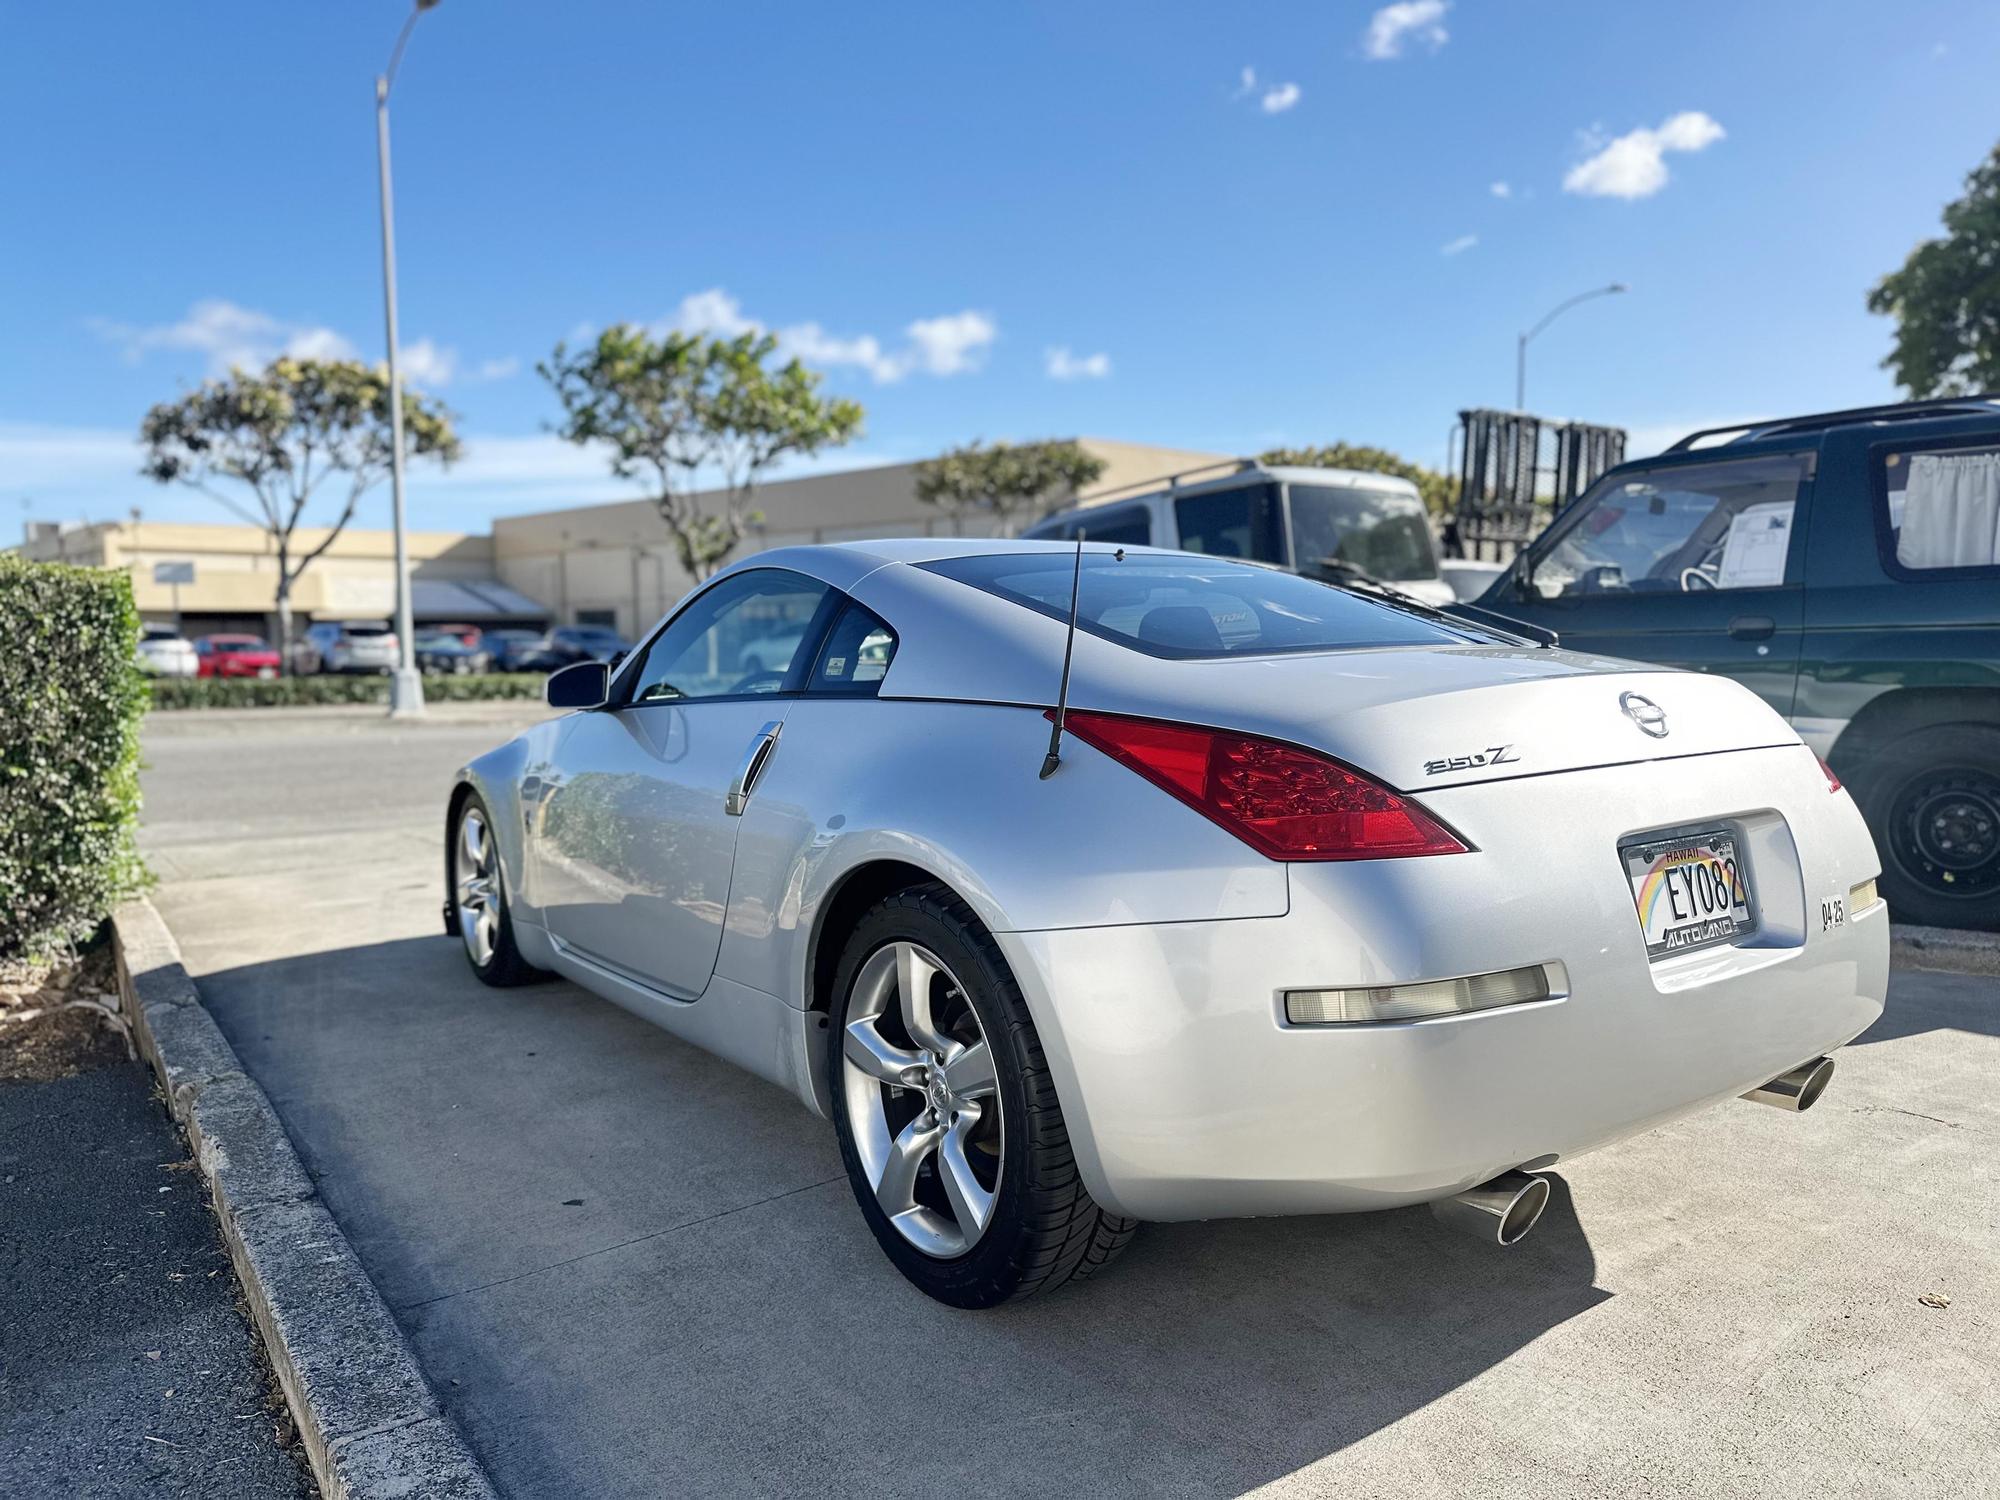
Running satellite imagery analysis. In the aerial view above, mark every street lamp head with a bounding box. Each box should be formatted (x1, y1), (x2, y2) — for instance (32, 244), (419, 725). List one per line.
(1608, 282), (1629, 294)
(415, 0), (443, 10)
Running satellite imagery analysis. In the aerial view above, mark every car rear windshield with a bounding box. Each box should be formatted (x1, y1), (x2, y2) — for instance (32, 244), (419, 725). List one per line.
(919, 553), (1496, 659)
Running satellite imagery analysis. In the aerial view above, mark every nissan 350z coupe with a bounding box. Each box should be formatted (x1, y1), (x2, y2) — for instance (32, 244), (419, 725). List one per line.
(444, 540), (1889, 1307)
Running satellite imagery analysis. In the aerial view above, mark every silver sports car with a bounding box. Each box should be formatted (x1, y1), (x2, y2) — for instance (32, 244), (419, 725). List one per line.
(445, 540), (1888, 1306)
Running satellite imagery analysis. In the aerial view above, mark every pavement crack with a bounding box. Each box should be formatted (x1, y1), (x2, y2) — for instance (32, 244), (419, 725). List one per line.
(396, 1174), (845, 1313)
(1854, 1104), (1961, 1128)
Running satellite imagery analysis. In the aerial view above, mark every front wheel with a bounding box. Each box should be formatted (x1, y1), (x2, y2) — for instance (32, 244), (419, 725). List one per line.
(1857, 723), (2000, 932)
(451, 793), (546, 985)
(827, 885), (1137, 1307)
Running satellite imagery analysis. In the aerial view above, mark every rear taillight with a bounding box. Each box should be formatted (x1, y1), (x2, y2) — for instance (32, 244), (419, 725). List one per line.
(1052, 710), (1468, 861)
(1817, 755), (1842, 793)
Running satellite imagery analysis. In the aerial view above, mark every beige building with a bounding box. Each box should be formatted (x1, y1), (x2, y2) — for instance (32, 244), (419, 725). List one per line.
(493, 437), (1229, 640)
(14, 437), (1229, 642)
(14, 517), (538, 638)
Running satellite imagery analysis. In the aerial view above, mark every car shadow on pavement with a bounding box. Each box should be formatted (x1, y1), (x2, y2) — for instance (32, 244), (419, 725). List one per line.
(197, 933), (1610, 1498)
(1849, 966), (2000, 1046)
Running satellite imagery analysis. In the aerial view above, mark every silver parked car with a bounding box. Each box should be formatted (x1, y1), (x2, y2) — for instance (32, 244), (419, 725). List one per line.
(445, 540), (1888, 1306)
(296, 619), (399, 675)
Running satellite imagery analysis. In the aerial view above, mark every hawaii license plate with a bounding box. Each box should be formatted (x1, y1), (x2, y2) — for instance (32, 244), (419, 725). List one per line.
(1621, 829), (1755, 959)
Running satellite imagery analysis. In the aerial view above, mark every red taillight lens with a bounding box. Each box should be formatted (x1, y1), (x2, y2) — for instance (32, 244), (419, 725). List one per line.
(1817, 755), (1842, 793)
(1053, 710), (1468, 861)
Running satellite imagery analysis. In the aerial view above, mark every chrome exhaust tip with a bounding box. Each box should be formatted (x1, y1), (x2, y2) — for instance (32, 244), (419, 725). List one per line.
(1741, 1055), (1835, 1113)
(1431, 1170), (1551, 1247)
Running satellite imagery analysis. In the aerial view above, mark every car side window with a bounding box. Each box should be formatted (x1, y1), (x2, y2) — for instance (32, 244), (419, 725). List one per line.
(1530, 454), (1806, 598)
(624, 569), (830, 704)
(1878, 442), (2000, 574)
(807, 603), (898, 694)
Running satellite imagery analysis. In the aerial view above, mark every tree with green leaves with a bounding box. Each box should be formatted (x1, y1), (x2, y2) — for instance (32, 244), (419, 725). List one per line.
(1258, 442), (1456, 517)
(913, 439), (1108, 533)
(140, 357), (460, 658)
(1869, 141), (2000, 397)
(541, 326), (865, 582)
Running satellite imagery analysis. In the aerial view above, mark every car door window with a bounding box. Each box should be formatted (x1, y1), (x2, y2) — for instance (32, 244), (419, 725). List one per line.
(807, 603), (898, 694)
(1530, 454), (1807, 598)
(625, 569), (830, 703)
(1878, 442), (2000, 574)
(1175, 483), (1282, 562)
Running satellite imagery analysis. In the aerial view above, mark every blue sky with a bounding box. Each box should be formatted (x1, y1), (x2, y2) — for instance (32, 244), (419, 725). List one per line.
(5, 0), (1997, 535)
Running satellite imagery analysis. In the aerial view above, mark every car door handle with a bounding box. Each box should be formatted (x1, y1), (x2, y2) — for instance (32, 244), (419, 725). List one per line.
(1727, 615), (1776, 642)
(724, 721), (783, 817)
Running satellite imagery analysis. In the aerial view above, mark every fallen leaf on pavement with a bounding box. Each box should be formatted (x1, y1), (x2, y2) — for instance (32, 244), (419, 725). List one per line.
(1918, 1292), (1951, 1310)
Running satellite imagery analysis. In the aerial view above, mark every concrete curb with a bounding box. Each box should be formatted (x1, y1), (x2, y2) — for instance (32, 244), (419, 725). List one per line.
(112, 898), (497, 1500)
(1891, 921), (2000, 978)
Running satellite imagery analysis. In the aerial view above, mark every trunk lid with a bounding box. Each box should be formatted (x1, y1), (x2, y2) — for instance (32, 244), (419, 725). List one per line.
(1071, 644), (1801, 792)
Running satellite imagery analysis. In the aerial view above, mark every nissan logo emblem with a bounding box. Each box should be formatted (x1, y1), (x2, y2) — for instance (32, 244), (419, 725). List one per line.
(1620, 691), (1669, 738)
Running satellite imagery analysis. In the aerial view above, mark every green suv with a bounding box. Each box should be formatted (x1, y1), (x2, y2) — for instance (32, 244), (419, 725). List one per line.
(1474, 396), (2000, 931)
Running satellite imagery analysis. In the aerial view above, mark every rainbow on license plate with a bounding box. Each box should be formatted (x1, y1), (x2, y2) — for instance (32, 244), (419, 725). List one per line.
(1622, 830), (1755, 959)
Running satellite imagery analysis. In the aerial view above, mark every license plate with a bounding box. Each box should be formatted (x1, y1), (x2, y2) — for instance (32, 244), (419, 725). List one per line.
(1621, 829), (1755, 959)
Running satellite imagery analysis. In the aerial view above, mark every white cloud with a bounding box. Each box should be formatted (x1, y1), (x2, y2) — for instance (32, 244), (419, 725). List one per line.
(1365, 0), (1449, 60)
(1490, 180), (1512, 199)
(1563, 111), (1725, 199)
(398, 337), (458, 388)
(472, 356), (521, 382)
(89, 298), (361, 376)
(1260, 82), (1302, 114)
(904, 311), (997, 377)
(1235, 65), (1257, 97)
(672, 288), (995, 383)
(1045, 347), (1111, 381)
(1440, 234), (1478, 256)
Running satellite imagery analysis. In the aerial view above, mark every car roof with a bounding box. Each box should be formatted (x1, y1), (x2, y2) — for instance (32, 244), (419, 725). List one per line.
(1654, 396), (2000, 460)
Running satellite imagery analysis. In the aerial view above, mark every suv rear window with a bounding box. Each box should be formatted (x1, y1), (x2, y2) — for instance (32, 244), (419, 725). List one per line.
(1879, 443), (2000, 573)
(920, 553), (1495, 659)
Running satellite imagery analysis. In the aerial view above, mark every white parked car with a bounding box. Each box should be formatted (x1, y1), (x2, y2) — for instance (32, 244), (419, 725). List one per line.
(135, 624), (198, 677)
(445, 540), (1888, 1306)
(296, 619), (399, 675)
(1023, 463), (1458, 607)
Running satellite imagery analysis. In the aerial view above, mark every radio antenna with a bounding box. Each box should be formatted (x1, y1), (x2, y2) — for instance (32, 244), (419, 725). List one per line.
(1039, 530), (1087, 779)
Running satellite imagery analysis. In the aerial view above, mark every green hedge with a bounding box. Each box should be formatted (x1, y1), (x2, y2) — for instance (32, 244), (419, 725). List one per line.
(1, 555), (149, 958)
(149, 671), (551, 711)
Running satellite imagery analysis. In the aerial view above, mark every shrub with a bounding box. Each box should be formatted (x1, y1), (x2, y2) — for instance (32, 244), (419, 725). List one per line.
(148, 671), (551, 711)
(0, 556), (149, 958)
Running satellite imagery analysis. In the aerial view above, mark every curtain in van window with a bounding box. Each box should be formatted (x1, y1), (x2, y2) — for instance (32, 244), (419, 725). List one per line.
(1897, 451), (2000, 569)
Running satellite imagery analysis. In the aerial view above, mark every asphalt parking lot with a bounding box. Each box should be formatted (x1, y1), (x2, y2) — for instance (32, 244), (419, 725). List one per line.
(140, 706), (2000, 1499)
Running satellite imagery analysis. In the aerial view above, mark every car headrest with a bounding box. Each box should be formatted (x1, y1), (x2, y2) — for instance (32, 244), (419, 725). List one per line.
(1137, 605), (1224, 651)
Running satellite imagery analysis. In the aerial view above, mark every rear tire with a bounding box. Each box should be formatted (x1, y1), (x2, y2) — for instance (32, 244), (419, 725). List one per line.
(1855, 723), (2000, 932)
(826, 884), (1138, 1306)
(451, 793), (547, 986)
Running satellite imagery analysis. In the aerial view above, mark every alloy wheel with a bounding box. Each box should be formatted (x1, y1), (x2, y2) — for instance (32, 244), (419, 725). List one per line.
(455, 806), (501, 966)
(839, 941), (1003, 1258)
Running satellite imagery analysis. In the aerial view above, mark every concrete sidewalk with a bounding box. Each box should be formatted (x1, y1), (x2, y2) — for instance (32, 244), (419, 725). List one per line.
(141, 712), (2000, 1498)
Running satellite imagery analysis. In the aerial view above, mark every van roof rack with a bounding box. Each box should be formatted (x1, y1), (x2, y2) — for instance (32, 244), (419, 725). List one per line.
(1665, 395), (2000, 452)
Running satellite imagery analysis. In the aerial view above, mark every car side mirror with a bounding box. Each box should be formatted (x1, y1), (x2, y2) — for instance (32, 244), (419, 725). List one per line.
(546, 660), (609, 711)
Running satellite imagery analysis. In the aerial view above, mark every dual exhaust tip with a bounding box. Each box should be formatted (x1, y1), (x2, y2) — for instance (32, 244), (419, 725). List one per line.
(1433, 1056), (1836, 1247)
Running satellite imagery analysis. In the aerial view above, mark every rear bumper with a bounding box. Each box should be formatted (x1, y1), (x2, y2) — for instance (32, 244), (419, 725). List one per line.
(998, 745), (1889, 1222)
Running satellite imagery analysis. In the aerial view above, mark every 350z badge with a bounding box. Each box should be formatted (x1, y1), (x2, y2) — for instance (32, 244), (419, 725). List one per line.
(1423, 744), (1520, 776)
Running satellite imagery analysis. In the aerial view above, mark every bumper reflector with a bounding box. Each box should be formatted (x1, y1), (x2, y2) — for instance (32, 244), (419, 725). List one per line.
(1849, 877), (1880, 913)
(1285, 963), (1555, 1026)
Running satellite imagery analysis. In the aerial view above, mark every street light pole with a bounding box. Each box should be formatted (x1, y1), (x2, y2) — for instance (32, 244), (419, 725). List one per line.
(375, 0), (440, 719)
(1516, 282), (1628, 412)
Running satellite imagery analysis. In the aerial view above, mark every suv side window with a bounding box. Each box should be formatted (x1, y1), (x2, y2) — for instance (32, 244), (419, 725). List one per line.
(623, 569), (830, 704)
(807, 603), (898, 695)
(1071, 507), (1151, 547)
(1530, 454), (1807, 598)
(1877, 442), (2000, 574)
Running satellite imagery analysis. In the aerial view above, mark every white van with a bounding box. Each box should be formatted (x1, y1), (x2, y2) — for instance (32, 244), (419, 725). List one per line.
(1020, 463), (1456, 607)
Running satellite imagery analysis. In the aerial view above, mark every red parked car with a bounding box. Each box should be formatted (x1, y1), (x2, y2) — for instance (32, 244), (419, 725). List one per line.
(195, 633), (281, 679)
